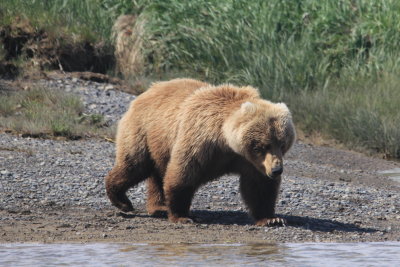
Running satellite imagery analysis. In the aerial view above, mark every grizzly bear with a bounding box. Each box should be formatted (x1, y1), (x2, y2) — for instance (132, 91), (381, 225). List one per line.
(105, 78), (295, 226)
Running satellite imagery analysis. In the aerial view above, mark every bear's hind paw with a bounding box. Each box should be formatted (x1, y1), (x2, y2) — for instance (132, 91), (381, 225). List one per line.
(116, 203), (134, 213)
(255, 217), (286, 227)
(148, 210), (167, 218)
(147, 205), (168, 217)
(169, 216), (194, 224)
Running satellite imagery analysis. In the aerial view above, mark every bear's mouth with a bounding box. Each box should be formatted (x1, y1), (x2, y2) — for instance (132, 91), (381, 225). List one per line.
(253, 165), (275, 179)
(256, 165), (283, 179)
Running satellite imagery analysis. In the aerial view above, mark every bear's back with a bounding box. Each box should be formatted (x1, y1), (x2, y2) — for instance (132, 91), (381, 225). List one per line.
(133, 78), (209, 119)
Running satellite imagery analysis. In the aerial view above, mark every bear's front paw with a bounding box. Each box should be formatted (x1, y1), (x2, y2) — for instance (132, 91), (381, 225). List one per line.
(255, 217), (286, 227)
(169, 216), (194, 224)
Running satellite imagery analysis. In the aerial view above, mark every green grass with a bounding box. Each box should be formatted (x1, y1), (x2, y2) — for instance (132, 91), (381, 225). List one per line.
(138, 1), (400, 88)
(290, 73), (400, 158)
(1, 0), (400, 158)
(135, 0), (400, 158)
(0, 87), (113, 139)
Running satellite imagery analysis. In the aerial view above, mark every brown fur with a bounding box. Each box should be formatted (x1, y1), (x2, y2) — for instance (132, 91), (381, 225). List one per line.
(105, 78), (296, 226)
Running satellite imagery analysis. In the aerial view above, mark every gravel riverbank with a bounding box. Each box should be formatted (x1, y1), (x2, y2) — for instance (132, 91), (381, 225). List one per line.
(1, 76), (399, 243)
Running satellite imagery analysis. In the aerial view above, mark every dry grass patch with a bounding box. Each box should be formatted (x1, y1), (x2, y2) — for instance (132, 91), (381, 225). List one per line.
(0, 87), (114, 139)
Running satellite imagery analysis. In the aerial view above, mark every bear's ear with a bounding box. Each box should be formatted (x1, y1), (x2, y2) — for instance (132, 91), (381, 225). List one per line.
(276, 103), (289, 112)
(241, 101), (257, 114)
(275, 103), (291, 118)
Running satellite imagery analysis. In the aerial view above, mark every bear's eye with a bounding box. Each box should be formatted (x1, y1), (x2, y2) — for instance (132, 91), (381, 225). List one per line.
(253, 144), (271, 153)
(263, 144), (271, 151)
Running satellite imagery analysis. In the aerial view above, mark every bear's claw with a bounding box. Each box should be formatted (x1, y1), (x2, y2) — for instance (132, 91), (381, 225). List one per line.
(255, 217), (286, 227)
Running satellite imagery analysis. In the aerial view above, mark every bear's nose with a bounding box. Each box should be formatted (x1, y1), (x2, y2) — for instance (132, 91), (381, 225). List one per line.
(271, 166), (283, 176)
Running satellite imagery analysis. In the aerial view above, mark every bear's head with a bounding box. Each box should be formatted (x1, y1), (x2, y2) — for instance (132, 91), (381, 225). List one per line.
(223, 99), (296, 178)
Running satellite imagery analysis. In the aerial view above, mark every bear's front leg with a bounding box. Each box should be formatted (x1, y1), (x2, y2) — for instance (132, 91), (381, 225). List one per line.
(239, 172), (286, 227)
(164, 183), (196, 223)
(163, 160), (197, 224)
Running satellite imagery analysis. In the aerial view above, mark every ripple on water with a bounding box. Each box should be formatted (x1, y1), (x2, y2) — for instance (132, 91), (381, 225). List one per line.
(0, 242), (399, 267)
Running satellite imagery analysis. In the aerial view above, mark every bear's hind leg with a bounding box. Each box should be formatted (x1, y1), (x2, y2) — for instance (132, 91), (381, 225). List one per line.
(105, 160), (151, 212)
(146, 175), (167, 217)
(105, 166), (135, 212)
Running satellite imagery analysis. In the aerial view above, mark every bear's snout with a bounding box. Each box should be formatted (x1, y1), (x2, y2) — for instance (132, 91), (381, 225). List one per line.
(260, 151), (283, 178)
(271, 166), (283, 176)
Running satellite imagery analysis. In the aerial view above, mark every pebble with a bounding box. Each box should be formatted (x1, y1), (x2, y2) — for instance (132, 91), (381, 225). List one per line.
(38, 77), (135, 125)
(0, 76), (399, 241)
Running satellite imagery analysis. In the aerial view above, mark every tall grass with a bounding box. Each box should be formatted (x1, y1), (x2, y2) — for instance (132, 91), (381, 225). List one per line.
(1, 0), (400, 157)
(136, 0), (400, 158)
(289, 72), (400, 158)
(139, 1), (400, 90)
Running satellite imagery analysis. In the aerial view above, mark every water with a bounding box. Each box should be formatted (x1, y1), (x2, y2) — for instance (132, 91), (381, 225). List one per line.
(378, 168), (400, 183)
(1, 242), (399, 267)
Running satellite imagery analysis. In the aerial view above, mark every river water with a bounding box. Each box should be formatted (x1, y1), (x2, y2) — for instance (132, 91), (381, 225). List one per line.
(378, 168), (400, 183)
(1, 242), (399, 266)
